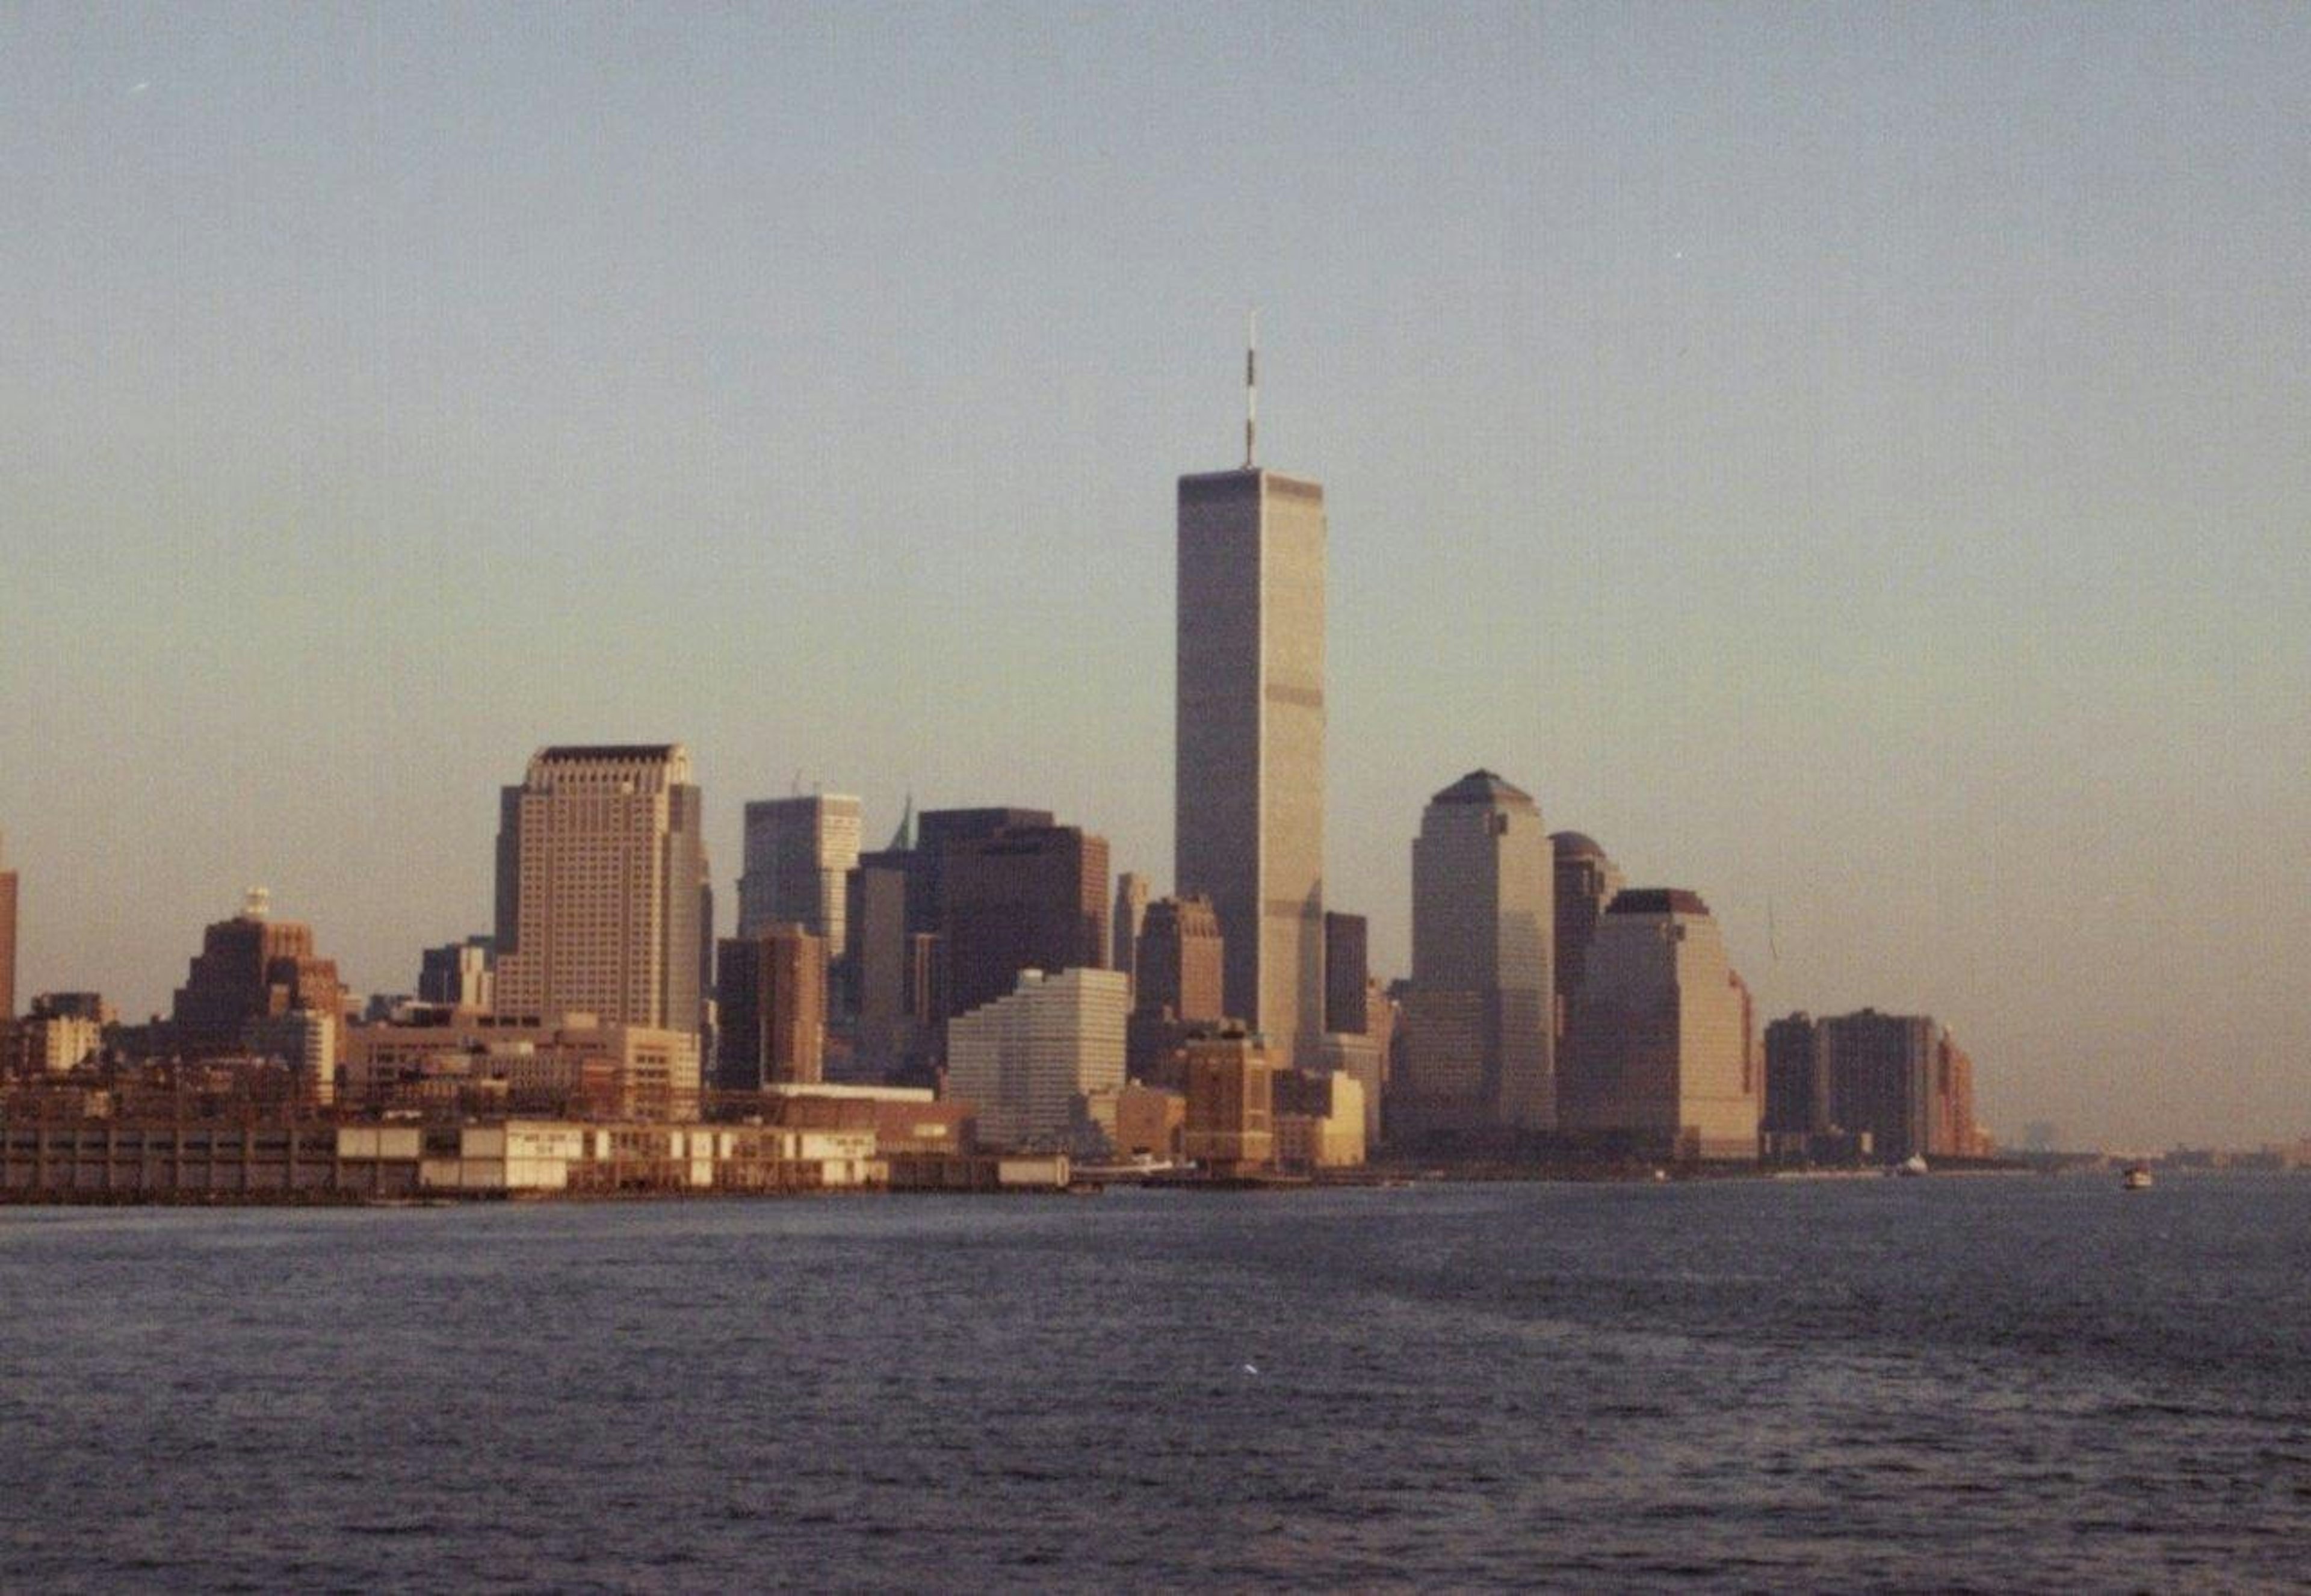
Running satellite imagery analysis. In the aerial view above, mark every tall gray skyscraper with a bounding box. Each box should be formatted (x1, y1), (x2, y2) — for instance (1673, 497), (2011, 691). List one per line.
(0, 830), (16, 1022)
(738, 793), (861, 948)
(1175, 459), (1326, 1067)
(1402, 771), (1555, 1135)
(493, 745), (709, 1035)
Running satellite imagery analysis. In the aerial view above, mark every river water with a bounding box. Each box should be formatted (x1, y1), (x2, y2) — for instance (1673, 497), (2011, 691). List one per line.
(3, 1174), (2307, 1591)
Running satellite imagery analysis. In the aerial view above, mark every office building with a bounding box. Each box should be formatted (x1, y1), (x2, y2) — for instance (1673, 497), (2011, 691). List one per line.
(1133, 895), (1225, 1022)
(493, 744), (709, 1034)
(1763, 1008), (1987, 1165)
(418, 936), (495, 1010)
(1126, 895), (1223, 1084)
(1111, 1081), (1186, 1160)
(1175, 460), (1326, 1067)
(1762, 1012), (1830, 1156)
(939, 824), (1109, 1024)
(343, 1008), (702, 1121)
(1363, 974), (1399, 1066)
(1551, 831), (1624, 1044)
(1181, 1032), (1279, 1176)
(16, 1011), (102, 1075)
(1318, 1030), (1386, 1148)
(170, 892), (347, 1057)
(1559, 889), (1757, 1161)
(29, 992), (113, 1025)
(916, 807), (1054, 921)
(942, 968), (1128, 1150)
(1274, 1069), (1367, 1171)
(846, 859), (912, 1026)
(717, 924), (828, 1090)
(1732, 970), (1761, 1142)
(1819, 1009), (1939, 1165)
(1934, 1032), (1989, 1157)
(738, 794), (861, 949)
(847, 806), (1050, 1028)
(245, 1010), (338, 1106)
(1400, 771), (1554, 1136)
(1323, 911), (1368, 1036)
(1112, 871), (1148, 991)
(0, 830), (16, 1021)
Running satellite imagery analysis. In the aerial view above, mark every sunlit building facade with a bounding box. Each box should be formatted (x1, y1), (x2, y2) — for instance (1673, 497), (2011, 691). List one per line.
(1176, 466), (1326, 1068)
(1560, 889), (1757, 1161)
(738, 794), (861, 950)
(493, 745), (710, 1035)
(1400, 771), (1554, 1136)
(943, 968), (1128, 1149)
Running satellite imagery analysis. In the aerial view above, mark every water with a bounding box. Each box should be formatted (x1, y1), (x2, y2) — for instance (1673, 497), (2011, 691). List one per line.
(4, 1175), (2308, 1591)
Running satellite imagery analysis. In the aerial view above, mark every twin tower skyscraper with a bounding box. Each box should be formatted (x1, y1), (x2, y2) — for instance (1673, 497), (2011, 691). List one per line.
(1175, 386), (1329, 1068)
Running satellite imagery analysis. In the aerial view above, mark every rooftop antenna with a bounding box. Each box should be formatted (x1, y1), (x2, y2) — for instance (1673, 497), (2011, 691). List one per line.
(1243, 307), (1258, 469)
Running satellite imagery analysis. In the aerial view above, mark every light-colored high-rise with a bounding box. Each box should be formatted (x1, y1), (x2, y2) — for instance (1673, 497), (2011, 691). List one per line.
(1561, 889), (1757, 1161)
(1402, 771), (1555, 1135)
(493, 745), (709, 1035)
(1176, 466), (1326, 1067)
(943, 967), (1128, 1150)
(738, 794), (861, 948)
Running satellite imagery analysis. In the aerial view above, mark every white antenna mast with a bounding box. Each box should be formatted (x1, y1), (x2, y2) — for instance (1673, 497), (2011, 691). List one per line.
(1243, 308), (1258, 469)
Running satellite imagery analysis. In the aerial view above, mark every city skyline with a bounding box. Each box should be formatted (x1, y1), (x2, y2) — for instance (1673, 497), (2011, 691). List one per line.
(4, 6), (2307, 1148)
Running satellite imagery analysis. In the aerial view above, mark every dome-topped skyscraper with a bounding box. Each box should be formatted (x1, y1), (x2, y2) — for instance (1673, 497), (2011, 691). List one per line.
(1399, 770), (1555, 1138)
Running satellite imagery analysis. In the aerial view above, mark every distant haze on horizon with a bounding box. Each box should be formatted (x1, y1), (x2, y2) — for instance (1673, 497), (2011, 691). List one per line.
(3, 4), (2306, 1148)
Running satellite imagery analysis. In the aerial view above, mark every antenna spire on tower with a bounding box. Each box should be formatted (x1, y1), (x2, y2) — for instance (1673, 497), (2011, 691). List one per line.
(1243, 308), (1258, 469)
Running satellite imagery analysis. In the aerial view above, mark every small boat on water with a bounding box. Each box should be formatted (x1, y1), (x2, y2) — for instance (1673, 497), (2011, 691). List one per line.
(2123, 1165), (2154, 1191)
(1896, 1154), (1930, 1178)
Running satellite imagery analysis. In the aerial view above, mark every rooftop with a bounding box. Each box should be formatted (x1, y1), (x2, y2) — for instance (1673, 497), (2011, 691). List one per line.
(1429, 769), (1535, 808)
(1606, 888), (1713, 918)
(536, 744), (684, 763)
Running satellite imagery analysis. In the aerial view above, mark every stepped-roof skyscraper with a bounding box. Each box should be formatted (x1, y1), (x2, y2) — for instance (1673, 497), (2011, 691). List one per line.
(1174, 343), (1326, 1067)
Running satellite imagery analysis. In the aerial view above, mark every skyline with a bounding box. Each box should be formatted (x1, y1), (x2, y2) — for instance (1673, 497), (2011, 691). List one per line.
(4, 5), (2308, 1147)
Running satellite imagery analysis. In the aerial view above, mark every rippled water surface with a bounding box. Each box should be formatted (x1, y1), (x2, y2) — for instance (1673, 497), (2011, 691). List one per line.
(5, 1175), (2309, 1591)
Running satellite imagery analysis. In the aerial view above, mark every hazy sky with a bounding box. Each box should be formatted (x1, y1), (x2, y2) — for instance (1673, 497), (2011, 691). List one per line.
(4, 3), (2306, 1148)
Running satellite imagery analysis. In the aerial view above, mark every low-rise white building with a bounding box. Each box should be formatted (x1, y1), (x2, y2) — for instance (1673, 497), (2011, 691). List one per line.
(944, 968), (1128, 1150)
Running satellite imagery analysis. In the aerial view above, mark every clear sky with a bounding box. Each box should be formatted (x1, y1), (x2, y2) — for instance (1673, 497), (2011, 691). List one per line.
(3, 3), (2306, 1149)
